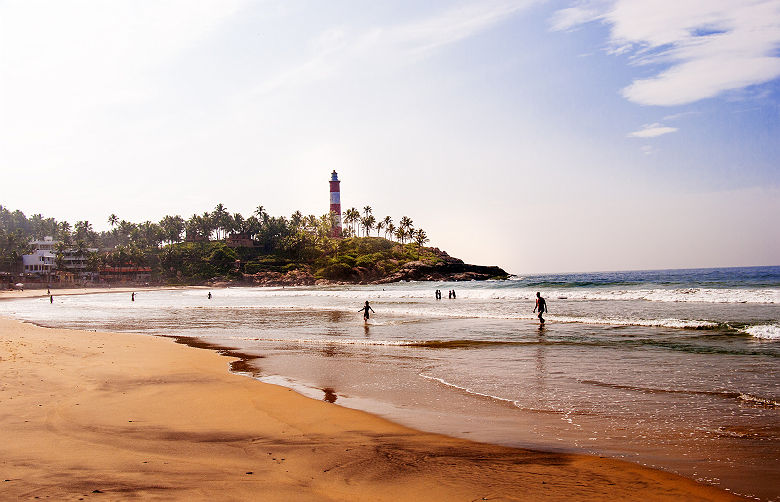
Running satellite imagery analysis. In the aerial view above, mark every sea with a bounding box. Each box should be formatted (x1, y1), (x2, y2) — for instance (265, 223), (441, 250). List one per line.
(1, 266), (778, 500)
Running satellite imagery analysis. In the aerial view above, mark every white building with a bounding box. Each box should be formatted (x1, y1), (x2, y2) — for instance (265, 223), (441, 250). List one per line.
(22, 237), (56, 276)
(21, 236), (97, 279)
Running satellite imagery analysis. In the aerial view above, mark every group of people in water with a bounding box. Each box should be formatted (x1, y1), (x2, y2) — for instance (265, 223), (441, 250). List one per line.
(359, 291), (548, 324)
(118, 288), (549, 325)
(434, 289), (456, 299)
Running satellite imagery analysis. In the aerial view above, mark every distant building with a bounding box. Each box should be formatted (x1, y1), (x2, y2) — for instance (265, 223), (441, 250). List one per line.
(185, 229), (208, 242)
(99, 266), (151, 283)
(21, 236), (98, 282)
(226, 232), (254, 248)
(22, 237), (56, 276)
(330, 170), (343, 238)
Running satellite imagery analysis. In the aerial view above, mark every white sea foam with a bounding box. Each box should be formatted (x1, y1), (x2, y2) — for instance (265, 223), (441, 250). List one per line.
(549, 316), (718, 329)
(740, 323), (780, 340)
(419, 373), (520, 405)
(738, 393), (780, 407)
(182, 285), (780, 304)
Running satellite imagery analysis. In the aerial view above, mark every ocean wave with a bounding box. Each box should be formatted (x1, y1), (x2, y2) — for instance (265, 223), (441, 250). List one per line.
(418, 373), (521, 406)
(549, 315), (718, 329)
(182, 285), (779, 304)
(739, 323), (780, 340)
(738, 393), (780, 407)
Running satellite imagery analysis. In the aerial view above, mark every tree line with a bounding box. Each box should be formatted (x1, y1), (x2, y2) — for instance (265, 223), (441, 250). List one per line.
(0, 203), (430, 274)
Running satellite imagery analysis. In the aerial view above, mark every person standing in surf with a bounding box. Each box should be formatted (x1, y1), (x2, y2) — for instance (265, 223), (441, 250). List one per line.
(533, 292), (547, 324)
(358, 301), (375, 322)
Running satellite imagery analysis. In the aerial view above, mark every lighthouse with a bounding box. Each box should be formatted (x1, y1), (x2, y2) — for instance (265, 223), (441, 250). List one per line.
(329, 170), (343, 237)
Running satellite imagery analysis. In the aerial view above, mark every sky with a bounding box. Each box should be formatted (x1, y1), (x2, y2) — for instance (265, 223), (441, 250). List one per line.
(1, 0), (779, 274)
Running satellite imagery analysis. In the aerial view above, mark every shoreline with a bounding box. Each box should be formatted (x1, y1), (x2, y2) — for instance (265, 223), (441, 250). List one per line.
(0, 314), (745, 500)
(0, 284), (206, 300)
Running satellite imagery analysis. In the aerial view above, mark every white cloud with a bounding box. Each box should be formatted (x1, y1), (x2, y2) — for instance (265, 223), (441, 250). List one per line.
(627, 123), (678, 138)
(553, 0), (780, 106)
(549, 4), (604, 31)
(249, 0), (536, 97)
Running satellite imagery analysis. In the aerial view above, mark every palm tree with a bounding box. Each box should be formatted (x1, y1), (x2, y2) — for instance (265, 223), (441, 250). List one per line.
(343, 208), (360, 236)
(376, 221), (384, 237)
(58, 221), (72, 244)
(399, 216), (413, 244)
(232, 213), (245, 235)
(394, 226), (405, 244)
(382, 216), (392, 238)
(361, 215), (375, 237)
(211, 203), (230, 240)
(290, 211), (304, 231)
(414, 229), (429, 257)
(386, 223), (396, 242)
(108, 214), (118, 230)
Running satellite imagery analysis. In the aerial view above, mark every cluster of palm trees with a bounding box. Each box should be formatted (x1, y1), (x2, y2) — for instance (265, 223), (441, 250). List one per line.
(1, 202), (432, 277)
(341, 207), (427, 247)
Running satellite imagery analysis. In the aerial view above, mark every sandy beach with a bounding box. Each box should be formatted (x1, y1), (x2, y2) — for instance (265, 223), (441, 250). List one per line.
(0, 311), (745, 502)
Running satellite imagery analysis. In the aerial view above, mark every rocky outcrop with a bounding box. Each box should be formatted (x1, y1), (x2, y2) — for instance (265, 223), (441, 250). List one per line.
(375, 260), (508, 283)
(244, 269), (317, 287)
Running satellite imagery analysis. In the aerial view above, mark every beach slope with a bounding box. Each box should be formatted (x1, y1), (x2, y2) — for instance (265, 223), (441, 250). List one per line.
(0, 317), (741, 501)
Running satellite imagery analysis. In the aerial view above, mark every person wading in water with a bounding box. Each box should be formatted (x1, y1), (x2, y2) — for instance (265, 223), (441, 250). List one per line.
(358, 301), (375, 322)
(533, 291), (547, 324)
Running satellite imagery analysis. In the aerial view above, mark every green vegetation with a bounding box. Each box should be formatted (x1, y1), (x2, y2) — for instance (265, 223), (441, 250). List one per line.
(0, 203), (440, 284)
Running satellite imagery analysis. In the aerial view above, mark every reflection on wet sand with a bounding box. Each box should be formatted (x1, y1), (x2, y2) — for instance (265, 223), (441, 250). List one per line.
(322, 387), (338, 403)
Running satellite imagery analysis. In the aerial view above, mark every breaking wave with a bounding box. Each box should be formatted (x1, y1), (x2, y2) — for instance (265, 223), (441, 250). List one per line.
(739, 323), (780, 340)
(183, 285), (779, 304)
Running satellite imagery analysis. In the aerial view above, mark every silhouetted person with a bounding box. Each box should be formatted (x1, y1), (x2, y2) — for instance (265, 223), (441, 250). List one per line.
(131, 292), (135, 302)
(533, 292), (547, 324)
(50, 295), (53, 304)
(452, 290), (456, 299)
(358, 301), (375, 322)
(208, 292), (212, 299)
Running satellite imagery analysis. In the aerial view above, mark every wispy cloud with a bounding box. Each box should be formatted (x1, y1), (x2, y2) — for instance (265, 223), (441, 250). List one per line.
(628, 123), (678, 138)
(552, 0), (780, 106)
(250, 0), (536, 97)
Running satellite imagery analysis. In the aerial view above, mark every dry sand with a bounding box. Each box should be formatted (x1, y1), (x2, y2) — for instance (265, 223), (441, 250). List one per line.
(0, 316), (744, 501)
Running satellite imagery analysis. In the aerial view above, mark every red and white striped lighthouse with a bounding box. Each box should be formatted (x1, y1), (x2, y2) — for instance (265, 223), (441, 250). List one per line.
(329, 170), (342, 237)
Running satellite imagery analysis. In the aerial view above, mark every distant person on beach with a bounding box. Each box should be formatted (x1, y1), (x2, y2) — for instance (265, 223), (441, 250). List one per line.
(47, 287), (50, 295)
(533, 292), (547, 323)
(452, 290), (456, 299)
(131, 292), (135, 302)
(50, 295), (53, 304)
(358, 301), (375, 322)
(208, 292), (212, 299)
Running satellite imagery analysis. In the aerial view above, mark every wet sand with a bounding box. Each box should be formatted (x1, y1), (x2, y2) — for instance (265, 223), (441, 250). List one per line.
(0, 316), (744, 501)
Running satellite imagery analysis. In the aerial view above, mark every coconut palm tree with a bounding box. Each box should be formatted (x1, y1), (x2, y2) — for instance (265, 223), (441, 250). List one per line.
(343, 208), (360, 236)
(382, 216), (392, 238)
(386, 222), (396, 242)
(211, 203), (230, 240)
(414, 229), (429, 257)
(376, 221), (384, 237)
(399, 216), (413, 244)
(394, 226), (406, 244)
(361, 215), (375, 237)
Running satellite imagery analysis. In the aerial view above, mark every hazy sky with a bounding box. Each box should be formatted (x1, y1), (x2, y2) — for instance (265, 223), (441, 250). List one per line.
(1, 0), (778, 273)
